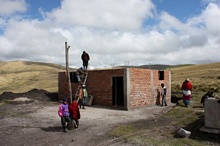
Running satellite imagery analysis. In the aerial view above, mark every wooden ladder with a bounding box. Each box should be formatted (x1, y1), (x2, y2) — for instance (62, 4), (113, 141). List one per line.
(75, 72), (88, 102)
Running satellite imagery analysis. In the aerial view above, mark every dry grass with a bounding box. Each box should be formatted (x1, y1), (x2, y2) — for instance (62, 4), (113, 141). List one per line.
(1, 61), (220, 95)
(170, 62), (220, 93)
(0, 61), (67, 94)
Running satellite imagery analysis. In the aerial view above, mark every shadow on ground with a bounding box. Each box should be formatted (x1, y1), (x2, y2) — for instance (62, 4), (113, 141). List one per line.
(41, 126), (62, 132)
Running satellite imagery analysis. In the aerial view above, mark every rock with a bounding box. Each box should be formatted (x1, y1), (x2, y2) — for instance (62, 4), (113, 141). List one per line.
(177, 128), (191, 138)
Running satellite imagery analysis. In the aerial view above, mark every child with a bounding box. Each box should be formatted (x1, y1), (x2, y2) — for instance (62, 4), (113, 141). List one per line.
(69, 97), (81, 129)
(80, 84), (88, 109)
(58, 98), (71, 132)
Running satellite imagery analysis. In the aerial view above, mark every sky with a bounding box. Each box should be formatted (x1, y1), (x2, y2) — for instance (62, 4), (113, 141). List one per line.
(0, 0), (220, 69)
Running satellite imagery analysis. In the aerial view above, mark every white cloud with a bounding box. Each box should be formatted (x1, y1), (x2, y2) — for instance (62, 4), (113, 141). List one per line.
(201, 3), (220, 36)
(0, 0), (27, 17)
(44, 0), (155, 31)
(0, 0), (220, 68)
(202, 0), (220, 4)
(0, 18), (67, 64)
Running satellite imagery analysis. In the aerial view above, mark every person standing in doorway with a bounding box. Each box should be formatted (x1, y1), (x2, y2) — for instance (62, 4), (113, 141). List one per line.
(182, 78), (193, 107)
(81, 51), (90, 70)
(161, 83), (167, 106)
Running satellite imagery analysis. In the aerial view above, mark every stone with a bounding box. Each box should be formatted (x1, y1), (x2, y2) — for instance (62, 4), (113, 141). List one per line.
(177, 128), (191, 138)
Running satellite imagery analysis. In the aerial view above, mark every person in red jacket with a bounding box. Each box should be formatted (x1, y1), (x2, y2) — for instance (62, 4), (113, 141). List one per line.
(182, 78), (193, 107)
(69, 97), (81, 129)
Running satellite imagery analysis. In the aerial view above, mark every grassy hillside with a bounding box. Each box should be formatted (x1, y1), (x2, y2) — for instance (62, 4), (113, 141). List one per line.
(0, 61), (68, 94)
(1, 61), (220, 95)
(170, 62), (220, 93)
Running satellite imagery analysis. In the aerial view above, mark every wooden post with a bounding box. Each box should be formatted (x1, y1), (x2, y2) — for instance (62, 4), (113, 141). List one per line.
(65, 42), (72, 103)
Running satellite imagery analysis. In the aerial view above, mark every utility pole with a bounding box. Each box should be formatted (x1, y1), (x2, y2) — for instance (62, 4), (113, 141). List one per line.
(65, 42), (72, 103)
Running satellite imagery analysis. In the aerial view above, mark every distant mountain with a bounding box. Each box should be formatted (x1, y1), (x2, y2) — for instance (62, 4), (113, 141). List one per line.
(117, 64), (194, 70)
(138, 64), (171, 70)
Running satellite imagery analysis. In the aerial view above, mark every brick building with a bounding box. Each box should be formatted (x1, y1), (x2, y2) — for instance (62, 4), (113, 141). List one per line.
(58, 67), (171, 110)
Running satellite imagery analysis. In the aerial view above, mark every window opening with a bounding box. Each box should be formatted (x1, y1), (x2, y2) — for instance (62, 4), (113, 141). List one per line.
(70, 72), (77, 83)
(158, 71), (164, 80)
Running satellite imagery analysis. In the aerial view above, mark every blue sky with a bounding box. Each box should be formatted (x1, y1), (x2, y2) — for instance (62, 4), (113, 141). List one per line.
(26, 0), (61, 19)
(155, 0), (203, 21)
(0, 0), (220, 68)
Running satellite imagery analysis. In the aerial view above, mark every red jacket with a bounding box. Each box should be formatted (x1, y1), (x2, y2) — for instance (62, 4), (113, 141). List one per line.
(182, 81), (192, 91)
(69, 101), (80, 119)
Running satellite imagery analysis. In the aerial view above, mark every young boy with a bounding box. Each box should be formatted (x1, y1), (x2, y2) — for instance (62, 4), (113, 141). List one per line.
(58, 98), (71, 132)
(81, 84), (88, 109)
(69, 97), (80, 129)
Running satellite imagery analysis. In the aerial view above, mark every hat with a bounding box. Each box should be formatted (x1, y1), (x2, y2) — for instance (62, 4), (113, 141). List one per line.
(62, 98), (67, 102)
(82, 84), (86, 87)
(185, 78), (189, 81)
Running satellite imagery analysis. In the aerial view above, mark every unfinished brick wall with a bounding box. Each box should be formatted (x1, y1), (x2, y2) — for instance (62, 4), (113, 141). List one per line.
(129, 68), (152, 108)
(86, 69), (124, 106)
(58, 69), (124, 105)
(128, 69), (170, 109)
(58, 72), (69, 99)
(58, 68), (171, 110)
(58, 72), (79, 100)
(151, 70), (171, 105)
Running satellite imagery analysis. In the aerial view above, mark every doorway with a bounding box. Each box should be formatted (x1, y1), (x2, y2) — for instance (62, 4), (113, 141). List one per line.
(112, 77), (124, 106)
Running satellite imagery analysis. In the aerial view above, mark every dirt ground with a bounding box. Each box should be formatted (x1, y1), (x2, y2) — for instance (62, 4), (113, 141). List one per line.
(0, 89), (174, 146)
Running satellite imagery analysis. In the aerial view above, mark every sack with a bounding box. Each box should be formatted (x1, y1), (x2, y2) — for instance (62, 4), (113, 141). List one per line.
(58, 104), (62, 117)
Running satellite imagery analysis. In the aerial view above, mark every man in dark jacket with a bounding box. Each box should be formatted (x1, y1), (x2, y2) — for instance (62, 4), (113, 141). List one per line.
(81, 51), (90, 70)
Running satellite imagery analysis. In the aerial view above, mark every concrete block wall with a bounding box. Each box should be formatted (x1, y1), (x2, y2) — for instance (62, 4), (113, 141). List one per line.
(204, 98), (220, 128)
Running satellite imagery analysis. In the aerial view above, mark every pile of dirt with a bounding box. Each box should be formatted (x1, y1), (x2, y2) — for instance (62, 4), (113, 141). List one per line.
(0, 89), (58, 102)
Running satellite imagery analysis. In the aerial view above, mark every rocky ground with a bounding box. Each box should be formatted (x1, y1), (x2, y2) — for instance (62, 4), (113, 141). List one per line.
(0, 89), (174, 146)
